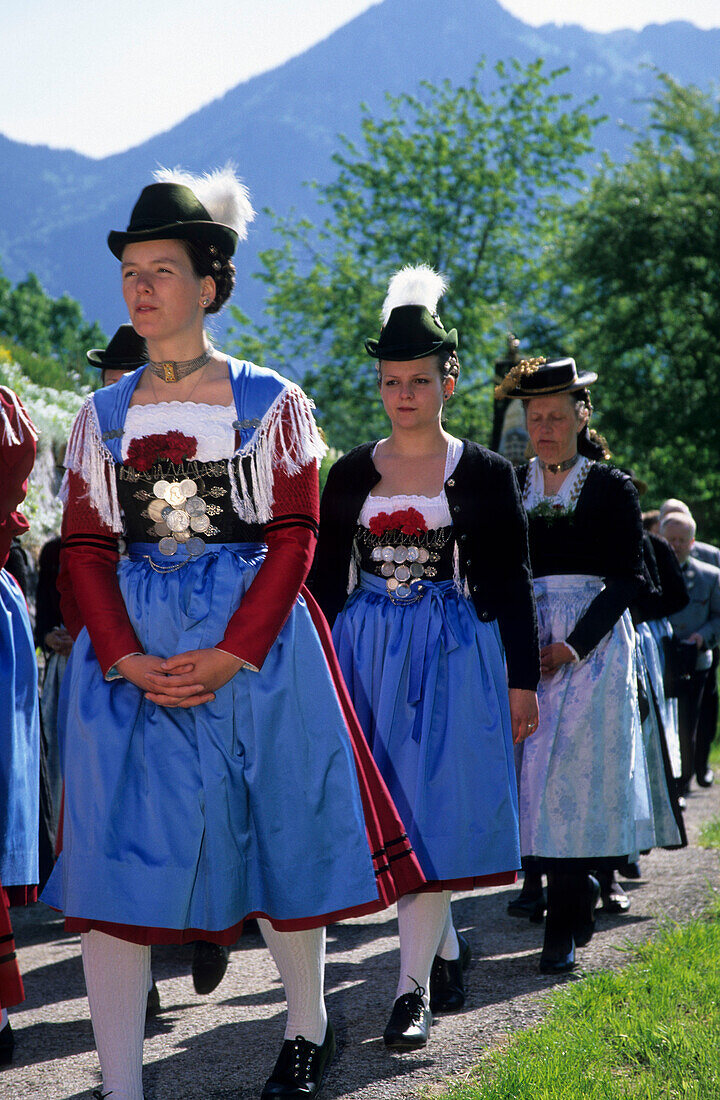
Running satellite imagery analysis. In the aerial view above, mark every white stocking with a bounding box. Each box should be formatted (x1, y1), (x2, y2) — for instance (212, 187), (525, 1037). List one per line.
(258, 920), (327, 1045)
(81, 930), (150, 1100)
(436, 896), (460, 961)
(395, 890), (452, 1006)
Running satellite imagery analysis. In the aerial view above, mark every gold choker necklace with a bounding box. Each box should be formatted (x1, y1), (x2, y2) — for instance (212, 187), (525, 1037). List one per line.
(539, 454), (580, 474)
(148, 347), (213, 383)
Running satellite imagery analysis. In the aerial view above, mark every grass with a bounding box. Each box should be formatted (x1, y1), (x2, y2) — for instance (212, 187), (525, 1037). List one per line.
(433, 737), (720, 1100)
(436, 902), (720, 1099)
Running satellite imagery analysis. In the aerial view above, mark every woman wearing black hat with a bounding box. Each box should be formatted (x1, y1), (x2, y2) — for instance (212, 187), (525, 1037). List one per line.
(497, 358), (656, 971)
(311, 266), (539, 1050)
(42, 168), (424, 1100)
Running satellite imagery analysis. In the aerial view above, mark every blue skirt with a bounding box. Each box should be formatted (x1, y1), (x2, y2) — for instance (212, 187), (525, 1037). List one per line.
(42, 544), (380, 932)
(332, 571), (521, 882)
(0, 569), (39, 886)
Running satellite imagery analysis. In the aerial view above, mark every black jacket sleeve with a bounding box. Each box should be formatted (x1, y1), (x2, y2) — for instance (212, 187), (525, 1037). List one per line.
(566, 471), (644, 659)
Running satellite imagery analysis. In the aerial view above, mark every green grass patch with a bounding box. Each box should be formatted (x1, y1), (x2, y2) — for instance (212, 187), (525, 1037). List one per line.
(698, 817), (720, 849)
(436, 901), (720, 1100)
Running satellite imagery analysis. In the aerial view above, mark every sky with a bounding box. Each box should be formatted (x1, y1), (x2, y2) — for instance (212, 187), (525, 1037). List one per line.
(2, 0), (719, 159)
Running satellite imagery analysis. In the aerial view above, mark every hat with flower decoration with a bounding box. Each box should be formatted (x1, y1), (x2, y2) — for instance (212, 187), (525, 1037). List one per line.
(365, 265), (458, 361)
(495, 356), (597, 400)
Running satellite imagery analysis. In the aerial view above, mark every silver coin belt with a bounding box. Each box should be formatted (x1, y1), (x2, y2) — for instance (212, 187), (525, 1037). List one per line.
(146, 477), (212, 564)
(357, 527), (449, 602)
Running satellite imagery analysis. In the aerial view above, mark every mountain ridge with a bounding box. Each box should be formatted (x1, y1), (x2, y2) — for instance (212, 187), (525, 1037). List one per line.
(1, 0), (717, 331)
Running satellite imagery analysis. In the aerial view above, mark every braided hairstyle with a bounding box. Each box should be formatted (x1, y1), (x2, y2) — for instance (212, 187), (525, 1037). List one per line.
(182, 238), (236, 314)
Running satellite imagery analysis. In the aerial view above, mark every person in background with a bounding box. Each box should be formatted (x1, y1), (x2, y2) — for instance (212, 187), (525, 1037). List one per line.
(0, 386), (40, 1064)
(499, 357), (655, 971)
(661, 511), (720, 794)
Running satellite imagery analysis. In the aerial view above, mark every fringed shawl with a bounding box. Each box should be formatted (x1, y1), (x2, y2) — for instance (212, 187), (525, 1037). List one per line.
(60, 358), (326, 533)
(0, 386), (39, 448)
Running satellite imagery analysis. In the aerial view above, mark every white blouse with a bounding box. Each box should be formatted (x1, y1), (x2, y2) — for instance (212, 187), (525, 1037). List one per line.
(359, 437), (464, 531)
(121, 402), (236, 463)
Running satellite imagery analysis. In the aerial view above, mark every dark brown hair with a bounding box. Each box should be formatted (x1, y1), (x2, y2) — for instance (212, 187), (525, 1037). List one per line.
(182, 239), (236, 313)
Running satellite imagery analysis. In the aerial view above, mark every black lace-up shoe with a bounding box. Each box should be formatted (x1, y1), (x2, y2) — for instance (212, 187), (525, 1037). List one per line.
(383, 982), (432, 1050)
(429, 932), (471, 1013)
(261, 1022), (335, 1098)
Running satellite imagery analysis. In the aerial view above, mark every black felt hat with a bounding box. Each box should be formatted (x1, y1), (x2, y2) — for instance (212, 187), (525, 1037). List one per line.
(365, 305), (458, 361)
(500, 357), (597, 399)
(87, 324), (147, 370)
(108, 182), (239, 260)
(365, 266), (458, 361)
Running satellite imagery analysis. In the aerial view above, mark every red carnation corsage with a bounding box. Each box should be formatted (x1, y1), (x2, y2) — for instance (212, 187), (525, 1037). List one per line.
(369, 507), (428, 537)
(126, 431), (198, 472)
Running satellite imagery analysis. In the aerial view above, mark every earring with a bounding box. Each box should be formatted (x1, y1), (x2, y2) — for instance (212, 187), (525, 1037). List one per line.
(201, 297), (210, 307)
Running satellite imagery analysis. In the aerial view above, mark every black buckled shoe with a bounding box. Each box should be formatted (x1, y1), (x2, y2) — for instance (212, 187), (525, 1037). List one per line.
(146, 979), (161, 1017)
(0, 1020), (13, 1065)
(261, 1023), (335, 1098)
(383, 982), (432, 1050)
(429, 933), (471, 1013)
(192, 940), (229, 995)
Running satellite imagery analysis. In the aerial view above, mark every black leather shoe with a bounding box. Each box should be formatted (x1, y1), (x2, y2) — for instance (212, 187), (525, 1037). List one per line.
(573, 875), (600, 947)
(429, 933), (471, 1013)
(192, 940), (229, 994)
(0, 1020), (14, 1065)
(507, 890), (546, 922)
(617, 861), (642, 880)
(261, 1023), (335, 1098)
(383, 985), (432, 1050)
(539, 933), (576, 974)
(696, 768), (714, 788)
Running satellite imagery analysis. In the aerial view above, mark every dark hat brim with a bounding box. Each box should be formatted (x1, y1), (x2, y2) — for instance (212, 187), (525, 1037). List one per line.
(507, 369), (597, 398)
(365, 329), (458, 361)
(86, 348), (147, 369)
(108, 220), (238, 260)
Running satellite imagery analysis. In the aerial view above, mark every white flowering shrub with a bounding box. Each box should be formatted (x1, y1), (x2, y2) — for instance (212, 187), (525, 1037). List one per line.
(0, 347), (88, 549)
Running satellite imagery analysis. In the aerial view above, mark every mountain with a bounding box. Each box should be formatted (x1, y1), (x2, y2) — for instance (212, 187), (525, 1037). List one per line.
(1, 0), (718, 334)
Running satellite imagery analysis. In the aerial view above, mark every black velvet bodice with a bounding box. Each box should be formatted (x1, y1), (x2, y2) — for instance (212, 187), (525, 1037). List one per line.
(116, 458), (264, 554)
(355, 523), (456, 597)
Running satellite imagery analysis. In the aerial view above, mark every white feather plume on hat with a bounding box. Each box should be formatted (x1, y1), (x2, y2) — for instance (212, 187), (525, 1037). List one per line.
(381, 264), (448, 324)
(153, 164), (255, 241)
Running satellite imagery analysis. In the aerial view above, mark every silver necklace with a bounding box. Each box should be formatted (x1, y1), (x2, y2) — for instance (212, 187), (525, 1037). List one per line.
(148, 347), (213, 383)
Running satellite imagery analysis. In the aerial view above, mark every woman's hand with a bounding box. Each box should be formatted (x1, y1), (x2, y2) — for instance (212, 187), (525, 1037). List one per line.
(540, 642), (576, 677)
(508, 688), (539, 745)
(143, 648), (244, 707)
(116, 653), (208, 706)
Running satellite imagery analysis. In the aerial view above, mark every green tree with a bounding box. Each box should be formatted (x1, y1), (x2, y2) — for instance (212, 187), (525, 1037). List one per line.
(230, 60), (600, 452)
(555, 74), (720, 538)
(0, 268), (105, 384)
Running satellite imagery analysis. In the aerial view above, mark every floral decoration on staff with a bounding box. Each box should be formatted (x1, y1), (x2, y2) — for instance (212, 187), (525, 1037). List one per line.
(126, 432), (198, 472)
(369, 508), (428, 538)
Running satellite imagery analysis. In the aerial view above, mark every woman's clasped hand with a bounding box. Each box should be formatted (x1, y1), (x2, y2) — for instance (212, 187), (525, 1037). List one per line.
(116, 649), (243, 706)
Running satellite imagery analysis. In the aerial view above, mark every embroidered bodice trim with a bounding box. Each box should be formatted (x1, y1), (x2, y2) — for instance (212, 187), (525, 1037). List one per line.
(522, 455), (593, 516)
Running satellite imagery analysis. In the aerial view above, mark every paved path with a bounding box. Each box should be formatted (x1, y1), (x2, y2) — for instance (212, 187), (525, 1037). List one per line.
(4, 782), (719, 1100)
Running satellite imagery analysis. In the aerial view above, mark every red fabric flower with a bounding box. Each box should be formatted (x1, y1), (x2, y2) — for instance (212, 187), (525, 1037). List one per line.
(368, 507), (428, 537)
(126, 431), (198, 472)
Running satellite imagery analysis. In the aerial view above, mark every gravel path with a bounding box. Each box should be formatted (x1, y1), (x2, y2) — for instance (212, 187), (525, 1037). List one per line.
(4, 782), (719, 1100)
